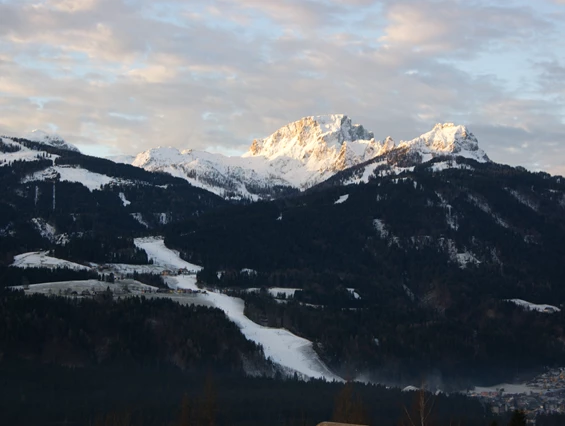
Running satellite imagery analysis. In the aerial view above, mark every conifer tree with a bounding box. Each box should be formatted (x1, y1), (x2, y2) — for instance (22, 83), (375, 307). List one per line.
(508, 410), (527, 426)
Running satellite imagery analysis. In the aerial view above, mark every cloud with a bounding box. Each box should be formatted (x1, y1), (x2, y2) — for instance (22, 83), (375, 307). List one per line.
(0, 0), (564, 175)
(44, 0), (100, 12)
(379, 0), (551, 57)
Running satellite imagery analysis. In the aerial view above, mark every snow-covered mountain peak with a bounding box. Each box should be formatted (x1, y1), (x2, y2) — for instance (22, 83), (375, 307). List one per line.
(245, 115), (376, 162)
(400, 123), (489, 162)
(132, 146), (184, 168)
(25, 130), (80, 153)
(118, 116), (491, 200)
(382, 136), (395, 151)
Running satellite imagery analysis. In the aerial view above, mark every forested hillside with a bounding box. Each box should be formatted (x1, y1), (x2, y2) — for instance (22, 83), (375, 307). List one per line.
(0, 289), (494, 426)
(163, 158), (565, 384)
(0, 136), (225, 264)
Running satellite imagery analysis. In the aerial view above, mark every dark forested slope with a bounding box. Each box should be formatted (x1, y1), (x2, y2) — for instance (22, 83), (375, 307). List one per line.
(163, 158), (565, 383)
(0, 136), (225, 264)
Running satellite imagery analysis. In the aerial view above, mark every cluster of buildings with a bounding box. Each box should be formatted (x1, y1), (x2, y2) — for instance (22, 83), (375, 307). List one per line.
(467, 368), (565, 422)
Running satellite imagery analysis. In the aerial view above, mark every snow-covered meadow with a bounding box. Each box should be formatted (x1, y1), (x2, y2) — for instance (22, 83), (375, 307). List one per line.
(13, 251), (90, 270)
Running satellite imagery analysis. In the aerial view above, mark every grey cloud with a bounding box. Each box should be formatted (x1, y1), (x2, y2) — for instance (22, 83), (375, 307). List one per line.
(0, 0), (564, 175)
(378, 0), (553, 59)
(536, 60), (565, 95)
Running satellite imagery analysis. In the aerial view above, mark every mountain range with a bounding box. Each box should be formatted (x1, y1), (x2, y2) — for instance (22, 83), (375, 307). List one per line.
(1, 114), (564, 390)
(115, 115), (489, 200)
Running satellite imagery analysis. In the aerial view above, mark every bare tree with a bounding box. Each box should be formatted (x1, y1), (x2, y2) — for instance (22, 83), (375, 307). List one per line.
(401, 387), (436, 426)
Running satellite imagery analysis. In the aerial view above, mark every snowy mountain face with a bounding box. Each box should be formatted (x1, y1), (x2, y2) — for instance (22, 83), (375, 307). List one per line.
(324, 123), (490, 187)
(243, 114), (386, 185)
(24, 130), (80, 153)
(398, 123), (488, 163)
(132, 147), (295, 201)
(0, 132), (79, 169)
(0, 136), (59, 167)
(125, 116), (490, 200)
(0, 135), (112, 190)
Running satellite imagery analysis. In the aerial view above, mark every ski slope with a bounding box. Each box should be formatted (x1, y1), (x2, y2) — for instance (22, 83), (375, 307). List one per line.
(205, 290), (339, 381)
(133, 237), (202, 272)
(22, 165), (114, 191)
(135, 237), (340, 381)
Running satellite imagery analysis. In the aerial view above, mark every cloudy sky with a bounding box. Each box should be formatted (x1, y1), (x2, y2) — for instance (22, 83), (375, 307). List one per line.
(0, 0), (564, 173)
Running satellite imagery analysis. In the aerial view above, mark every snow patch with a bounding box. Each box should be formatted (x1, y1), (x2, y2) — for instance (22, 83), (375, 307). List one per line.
(131, 213), (149, 228)
(467, 194), (509, 228)
(119, 192), (131, 206)
(269, 288), (298, 298)
(373, 219), (389, 239)
(373, 219), (399, 246)
(23, 165), (114, 191)
(334, 194), (349, 204)
(430, 161), (474, 172)
(506, 299), (560, 313)
(403, 284), (415, 302)
(439, 238), (480, 268)
(347, 288), (361, 299)
(170, 275), (199, 290)
(157, 213), (169, 225)
(507, 188), (539, 212)
(31, 218), (56, 242)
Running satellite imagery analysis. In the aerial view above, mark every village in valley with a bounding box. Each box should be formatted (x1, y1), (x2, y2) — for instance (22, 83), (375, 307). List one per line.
(467, 368), (565, 422)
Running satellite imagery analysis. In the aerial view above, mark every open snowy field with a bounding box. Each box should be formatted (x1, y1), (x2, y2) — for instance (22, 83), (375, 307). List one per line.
(22, 165), (115, 191)
(167, 275), (199, 290)
(13, 251), (90, 270)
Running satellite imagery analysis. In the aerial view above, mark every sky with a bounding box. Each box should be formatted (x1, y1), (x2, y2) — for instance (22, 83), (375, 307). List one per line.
(0, 0), (564, 174)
